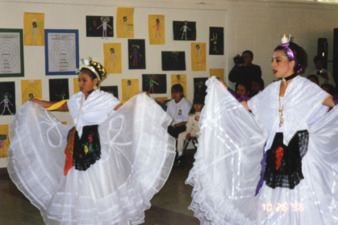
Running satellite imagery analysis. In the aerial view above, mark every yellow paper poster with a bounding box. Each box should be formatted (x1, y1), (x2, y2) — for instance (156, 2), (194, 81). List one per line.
(74, 78), (80, 94)
(104, 43), (122, 74)
(21, 80), (42, 104)
(24, 12), (45, 46)
(171, 74), (187, 97)
(148, 15), (165, 45)
(122, 79), (139, 103)
(209, 68), (224, 81)
(116, 7), (134, 38)
(0, 124), (9, 158)
(191, 42), (206, 71)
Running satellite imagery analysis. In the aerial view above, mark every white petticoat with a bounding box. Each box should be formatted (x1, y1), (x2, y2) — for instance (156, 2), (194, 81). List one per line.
(8, 93), (176, 225)
(186, 77), (338, 225)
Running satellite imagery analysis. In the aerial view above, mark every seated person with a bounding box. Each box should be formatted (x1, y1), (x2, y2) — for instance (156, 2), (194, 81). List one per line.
(235, 82), (251, 98)
(177, 96), (204, 158)
(167, 84), (191, 139)
(250, 78), (265, 97)
(227, 82), (251, 102)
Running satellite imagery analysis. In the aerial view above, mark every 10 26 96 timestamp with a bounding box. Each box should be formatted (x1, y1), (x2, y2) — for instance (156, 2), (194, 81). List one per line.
(262, 202), (304, 212)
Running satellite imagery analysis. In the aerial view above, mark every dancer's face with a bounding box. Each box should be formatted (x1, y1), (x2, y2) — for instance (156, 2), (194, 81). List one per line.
(78, 72), (98, 95)
(271, 50), (295, 79)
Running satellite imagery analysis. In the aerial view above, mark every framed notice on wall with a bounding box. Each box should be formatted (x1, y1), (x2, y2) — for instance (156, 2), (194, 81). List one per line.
(0, 29), (24, 77)
(45, 29), (79, 75)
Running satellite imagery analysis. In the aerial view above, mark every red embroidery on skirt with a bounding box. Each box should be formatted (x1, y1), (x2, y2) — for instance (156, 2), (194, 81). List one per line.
(64, 129), (76, 176)
(275, 146), (284, 170)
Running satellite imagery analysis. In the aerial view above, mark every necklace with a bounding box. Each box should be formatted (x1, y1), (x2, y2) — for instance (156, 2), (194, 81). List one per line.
(281, 73), (297, 82)
(278, 96), (284, 127)
(279, 74), (295, 127)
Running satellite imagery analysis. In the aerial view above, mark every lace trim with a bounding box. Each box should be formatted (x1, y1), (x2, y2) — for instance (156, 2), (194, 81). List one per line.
(186, 168), (255, 225)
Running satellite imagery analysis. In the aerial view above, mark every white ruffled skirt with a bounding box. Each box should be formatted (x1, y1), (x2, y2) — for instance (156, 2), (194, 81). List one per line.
(186, 77), (338, 225)
(8, 93), (176, 225)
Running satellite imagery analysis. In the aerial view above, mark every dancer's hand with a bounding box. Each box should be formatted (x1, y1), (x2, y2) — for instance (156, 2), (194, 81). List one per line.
(28, 98), (53, 108)
(29, 98), (43, 104)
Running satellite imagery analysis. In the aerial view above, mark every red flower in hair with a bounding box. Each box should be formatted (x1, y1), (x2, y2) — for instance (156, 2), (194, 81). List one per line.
(275, 146), (284, 170)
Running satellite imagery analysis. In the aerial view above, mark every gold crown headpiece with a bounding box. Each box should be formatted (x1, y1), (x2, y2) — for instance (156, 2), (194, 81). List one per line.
(80, 58), (107, 87)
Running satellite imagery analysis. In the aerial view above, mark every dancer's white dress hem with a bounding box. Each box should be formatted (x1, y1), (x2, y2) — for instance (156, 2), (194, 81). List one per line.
(8, 92), (175, 225)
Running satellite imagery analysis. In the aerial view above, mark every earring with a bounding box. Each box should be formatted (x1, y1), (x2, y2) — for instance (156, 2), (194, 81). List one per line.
(94, 86), (97, 90)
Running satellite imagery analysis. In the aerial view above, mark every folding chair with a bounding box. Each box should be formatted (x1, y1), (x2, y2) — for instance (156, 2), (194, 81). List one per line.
(182, 137), (198, 152)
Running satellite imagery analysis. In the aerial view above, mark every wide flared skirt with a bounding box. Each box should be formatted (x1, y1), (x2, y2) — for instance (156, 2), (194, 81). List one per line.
(8, 93), (176, 225)
(186, 77), (338, 225)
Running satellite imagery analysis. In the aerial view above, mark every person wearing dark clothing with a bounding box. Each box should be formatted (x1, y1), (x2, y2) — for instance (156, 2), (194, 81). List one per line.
(228, 50), (262, 88)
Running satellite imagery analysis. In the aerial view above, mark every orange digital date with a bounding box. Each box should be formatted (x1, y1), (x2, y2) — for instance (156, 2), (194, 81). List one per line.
(262, 202), (304, 212)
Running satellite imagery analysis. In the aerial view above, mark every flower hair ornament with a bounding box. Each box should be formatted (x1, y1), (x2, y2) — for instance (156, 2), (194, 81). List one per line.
(80, 58), (107, 87)
(278, 34), (303, 78)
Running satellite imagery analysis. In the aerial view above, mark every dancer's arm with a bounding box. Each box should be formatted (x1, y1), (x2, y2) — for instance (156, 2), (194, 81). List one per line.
(322, 95), (335, 108)
(114, 103), (123, 111)
(29, 98), (69, 111)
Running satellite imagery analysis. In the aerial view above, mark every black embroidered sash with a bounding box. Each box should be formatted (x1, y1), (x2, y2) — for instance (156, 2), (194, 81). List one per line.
(263, 130), (309, 189)
(70, 125), (101, 171)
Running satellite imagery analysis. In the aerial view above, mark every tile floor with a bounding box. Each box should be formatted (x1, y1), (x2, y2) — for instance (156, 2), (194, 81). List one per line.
(0, 150), (199, 225)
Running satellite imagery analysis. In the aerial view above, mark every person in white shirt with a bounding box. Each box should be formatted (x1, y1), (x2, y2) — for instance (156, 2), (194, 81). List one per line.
(167, 84), (191, 139)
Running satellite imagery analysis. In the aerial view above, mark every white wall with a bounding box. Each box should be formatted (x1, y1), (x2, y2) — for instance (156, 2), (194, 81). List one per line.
(1, 0), (338, 167)
(0, 0), (228, 167)
(226, 1), (338, 85)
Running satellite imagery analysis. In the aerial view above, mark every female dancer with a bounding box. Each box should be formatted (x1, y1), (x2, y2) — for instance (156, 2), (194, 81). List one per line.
(186, 40), (337, 224)
(8, 59), (175, 225)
